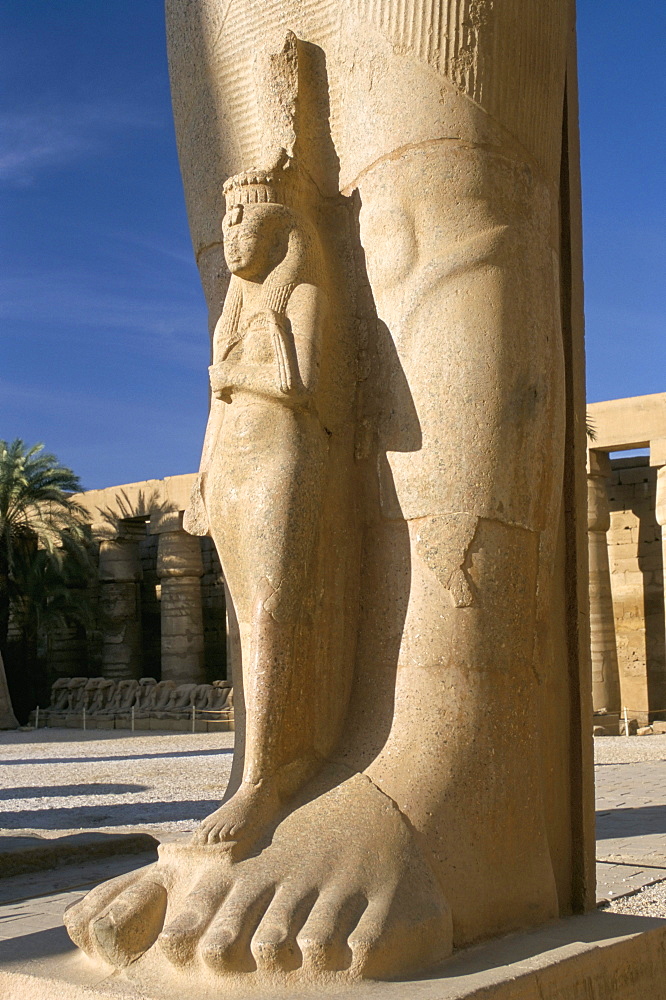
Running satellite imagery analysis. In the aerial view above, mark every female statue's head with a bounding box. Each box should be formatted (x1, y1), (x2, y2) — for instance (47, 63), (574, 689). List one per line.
(221, 165), (320, 289)
(223, 200), (291, 281)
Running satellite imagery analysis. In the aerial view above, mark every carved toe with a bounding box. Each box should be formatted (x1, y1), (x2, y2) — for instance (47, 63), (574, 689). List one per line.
(251, 885), (317, 972)
(91, 879), (168, 967)
(200, 882), (275, 973)
(63, 868), (147, 959)
(297, 890), (367, 972)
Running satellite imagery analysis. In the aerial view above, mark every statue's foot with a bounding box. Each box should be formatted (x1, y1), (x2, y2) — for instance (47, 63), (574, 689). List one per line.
(192, 778), (280, 850)
(64, 770), (452, 982)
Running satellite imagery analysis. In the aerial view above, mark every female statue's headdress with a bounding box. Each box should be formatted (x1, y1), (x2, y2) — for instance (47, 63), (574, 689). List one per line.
(215, 154), (323, 362)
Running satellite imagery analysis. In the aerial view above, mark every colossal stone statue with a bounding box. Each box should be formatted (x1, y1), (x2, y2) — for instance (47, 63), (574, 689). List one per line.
(64, 1), (593, 992)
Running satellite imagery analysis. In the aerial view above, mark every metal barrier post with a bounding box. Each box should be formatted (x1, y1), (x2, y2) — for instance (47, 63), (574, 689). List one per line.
(82, 706), (86, 731)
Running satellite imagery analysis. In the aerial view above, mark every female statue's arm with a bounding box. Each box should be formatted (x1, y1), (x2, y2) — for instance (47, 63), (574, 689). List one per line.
(210, 284), (326, 405)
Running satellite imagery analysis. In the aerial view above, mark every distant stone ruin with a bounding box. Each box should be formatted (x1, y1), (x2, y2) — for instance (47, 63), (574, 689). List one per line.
(43, 475), (227, 702)
(34, 675), (233, 732)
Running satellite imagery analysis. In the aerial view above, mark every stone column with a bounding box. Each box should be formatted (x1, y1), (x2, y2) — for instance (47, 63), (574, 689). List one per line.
(153, 511), (205, 684)
(95, 523), (144, 680)
(587, 450), (621, 714)
(654, 443), (666, 709)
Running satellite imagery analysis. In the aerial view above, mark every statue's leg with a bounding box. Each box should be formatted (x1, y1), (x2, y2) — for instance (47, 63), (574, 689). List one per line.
(194, 405), (327, 850)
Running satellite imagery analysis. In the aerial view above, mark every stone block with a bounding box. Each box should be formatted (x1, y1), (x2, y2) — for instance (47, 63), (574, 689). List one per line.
(0, 832), (158, 878)
(618, 467), (651, 485)
(649, 436), (666, 467)
(610, 511), (640, 530)
(593, 712), (619, 735)
(46, 714), (67, 727)
(150, 717), (179, 730)
(4, 910), (666, 1000)
(619, 718), (639, 736)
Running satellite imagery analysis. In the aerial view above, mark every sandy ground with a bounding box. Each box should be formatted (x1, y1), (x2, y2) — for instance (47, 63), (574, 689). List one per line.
(0, 728), (234, 839)
(593, 732), (666, 766)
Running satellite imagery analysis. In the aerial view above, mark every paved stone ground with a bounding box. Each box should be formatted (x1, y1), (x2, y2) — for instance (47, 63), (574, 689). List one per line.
(595, 734), (666, 912)
(2, 728), (666, 915)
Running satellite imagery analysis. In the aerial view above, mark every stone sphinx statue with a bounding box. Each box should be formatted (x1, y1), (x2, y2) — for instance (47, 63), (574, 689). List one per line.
(130, 677), (156, 714)
(65, 3), (591, 992)
(48, 677), (72, 714)
(100, 678), (141, 717)
(65, 677), (87, 714)
(210, 680), (233, 714)
(137, 679), (176, 718)
(152, 682), (195, 719)
(85, 678), (116, 716)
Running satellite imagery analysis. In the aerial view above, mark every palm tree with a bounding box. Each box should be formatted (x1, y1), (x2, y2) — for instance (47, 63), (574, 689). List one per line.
(0, 440), (91, 724)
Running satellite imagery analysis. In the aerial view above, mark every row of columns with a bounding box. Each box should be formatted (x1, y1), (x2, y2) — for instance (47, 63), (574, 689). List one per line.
(588, 444), (666, 717)
(587, 451), (621, 713)
(94, 512), (206, 683)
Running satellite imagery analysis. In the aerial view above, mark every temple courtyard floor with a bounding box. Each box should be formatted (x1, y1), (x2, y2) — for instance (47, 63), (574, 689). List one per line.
(1, 729), (666, 917)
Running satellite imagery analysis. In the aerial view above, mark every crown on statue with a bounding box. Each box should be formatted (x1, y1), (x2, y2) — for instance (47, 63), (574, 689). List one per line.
(223, 168), (287, 209)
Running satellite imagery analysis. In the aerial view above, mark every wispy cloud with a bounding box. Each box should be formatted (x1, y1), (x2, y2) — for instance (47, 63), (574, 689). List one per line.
(0, 270), (209, 369)
(0, 99), (163, 185)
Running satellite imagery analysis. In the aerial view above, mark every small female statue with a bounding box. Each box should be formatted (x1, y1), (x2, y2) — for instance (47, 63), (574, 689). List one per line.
(186, 161), (333, 852)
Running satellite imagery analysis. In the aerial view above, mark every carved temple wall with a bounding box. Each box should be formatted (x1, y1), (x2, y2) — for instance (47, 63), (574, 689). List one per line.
(46, 475), (228, 691)
(588, 392), (666, 727)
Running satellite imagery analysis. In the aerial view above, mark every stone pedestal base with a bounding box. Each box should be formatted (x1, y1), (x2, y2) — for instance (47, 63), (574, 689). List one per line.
(2, 909), (666, 1000)
(593, 711), (620, 735)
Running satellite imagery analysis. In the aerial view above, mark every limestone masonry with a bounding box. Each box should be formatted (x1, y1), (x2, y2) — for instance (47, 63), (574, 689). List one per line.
(11, 1), (666, 998)
(588, 392), (666, 730)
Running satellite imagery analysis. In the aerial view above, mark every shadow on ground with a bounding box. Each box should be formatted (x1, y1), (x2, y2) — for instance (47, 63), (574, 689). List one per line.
(0, 923), (80, 967)
(0, 799), (221, 830)
(597, 804), (666, 840)
(0, 748), (233, 767)
(0, 784), (149, 801)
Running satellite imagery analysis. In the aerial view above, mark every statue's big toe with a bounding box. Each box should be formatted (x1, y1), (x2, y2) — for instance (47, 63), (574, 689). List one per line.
(91, 878), (168, 967)
(64, 866), (150, 960)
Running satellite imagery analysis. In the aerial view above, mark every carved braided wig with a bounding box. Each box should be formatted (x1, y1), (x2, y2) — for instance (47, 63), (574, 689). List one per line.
(215, 208), (323, 363)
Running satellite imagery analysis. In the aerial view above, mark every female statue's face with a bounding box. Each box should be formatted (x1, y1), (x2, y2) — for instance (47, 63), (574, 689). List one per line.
(222, 203), (289, 281)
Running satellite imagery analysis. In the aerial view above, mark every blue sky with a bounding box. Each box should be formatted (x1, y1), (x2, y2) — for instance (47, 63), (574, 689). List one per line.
(1, 2), (664, 490)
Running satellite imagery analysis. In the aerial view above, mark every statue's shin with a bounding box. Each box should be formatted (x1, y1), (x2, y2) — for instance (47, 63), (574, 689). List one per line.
(343, 143), (566, 946)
